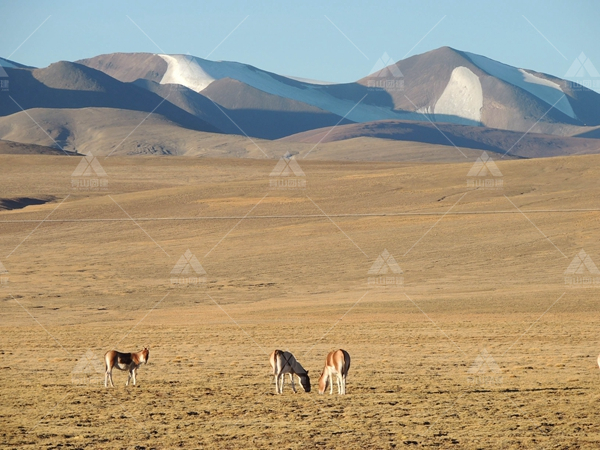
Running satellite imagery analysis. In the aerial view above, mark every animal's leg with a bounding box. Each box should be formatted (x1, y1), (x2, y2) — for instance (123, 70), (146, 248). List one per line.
(132, 368), (137, 386)
(105, 369), (108, 388)
(343, 374), (347, 394)
(126, 369), (132, 386)
(336, 373), (342, 394)
(107, 369), (115, 388)
(329, 374), (333, 395)
(290, 373), (297, 393)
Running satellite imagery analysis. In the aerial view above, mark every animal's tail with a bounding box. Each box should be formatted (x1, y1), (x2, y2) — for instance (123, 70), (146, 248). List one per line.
(342, 349), (351, 375)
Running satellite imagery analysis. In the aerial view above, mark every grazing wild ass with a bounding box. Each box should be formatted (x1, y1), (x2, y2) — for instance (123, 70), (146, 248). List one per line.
(104, 347), (149, 387)
(270, 350), (311, 394)
(318, 349), (351, 395)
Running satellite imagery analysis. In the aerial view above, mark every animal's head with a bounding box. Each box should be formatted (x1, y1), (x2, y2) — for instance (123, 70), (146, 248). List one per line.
(318, 369), (328, 394)
(300, 371), (311, 393)
(142, 347), (150, 364)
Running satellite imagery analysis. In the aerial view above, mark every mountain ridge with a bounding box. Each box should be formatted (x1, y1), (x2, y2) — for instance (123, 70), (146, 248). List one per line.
(0, 46), (599, 159)
(75, 47), (600, 135)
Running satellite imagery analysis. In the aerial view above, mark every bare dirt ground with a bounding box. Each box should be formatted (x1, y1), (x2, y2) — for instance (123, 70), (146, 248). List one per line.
(1, 153), (600, 449)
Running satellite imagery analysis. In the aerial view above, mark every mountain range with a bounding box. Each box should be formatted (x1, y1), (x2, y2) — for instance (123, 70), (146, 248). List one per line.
(1, 46), (599, 159)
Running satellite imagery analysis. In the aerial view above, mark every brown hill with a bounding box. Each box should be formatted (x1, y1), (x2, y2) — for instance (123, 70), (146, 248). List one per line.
(0, 139), (77, 155)
(0, 61), (220, 133)
(0, 107), (259, 157)
(282, 120), (600, 158)
(76, 52), (168, 83)
(0, 107), (495, 162)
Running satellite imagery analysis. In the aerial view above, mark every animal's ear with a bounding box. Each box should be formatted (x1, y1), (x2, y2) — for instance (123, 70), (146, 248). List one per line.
(306, 370), (309, 374)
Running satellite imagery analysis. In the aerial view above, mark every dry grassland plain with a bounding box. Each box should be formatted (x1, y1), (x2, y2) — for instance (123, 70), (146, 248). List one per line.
(1, 152), (600, 449)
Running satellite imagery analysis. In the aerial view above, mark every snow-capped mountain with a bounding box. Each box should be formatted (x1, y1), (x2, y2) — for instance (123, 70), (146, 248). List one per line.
(78, 47), (600, 135)
(1, 47), (599, 157)
(79, 52), (414, 124)
(357, 47), (600, 133)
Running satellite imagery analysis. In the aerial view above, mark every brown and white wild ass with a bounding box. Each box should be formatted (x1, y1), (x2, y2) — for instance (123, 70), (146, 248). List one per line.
(269, 350), (311, 394)
(318, 349), (350, 395)
(104, 347), (149, 387)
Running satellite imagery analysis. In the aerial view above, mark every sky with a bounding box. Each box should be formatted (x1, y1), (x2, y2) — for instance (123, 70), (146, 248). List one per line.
(1, 0), (599, 91)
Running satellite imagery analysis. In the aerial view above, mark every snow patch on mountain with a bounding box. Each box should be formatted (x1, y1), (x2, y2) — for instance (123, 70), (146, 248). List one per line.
(465, 51), (576, 119)
(159, 54), (216, 91)
(434, 66), (483, 124)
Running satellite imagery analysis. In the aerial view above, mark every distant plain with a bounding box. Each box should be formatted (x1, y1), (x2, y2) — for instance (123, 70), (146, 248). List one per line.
(2, 152), (600, 448)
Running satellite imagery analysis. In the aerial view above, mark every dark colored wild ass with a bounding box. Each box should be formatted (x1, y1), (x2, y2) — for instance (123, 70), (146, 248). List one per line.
(270, 350), (310, 394)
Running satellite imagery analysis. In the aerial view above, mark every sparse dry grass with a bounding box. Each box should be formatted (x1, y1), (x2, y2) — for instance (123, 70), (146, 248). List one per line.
(1, 154), (600, 448)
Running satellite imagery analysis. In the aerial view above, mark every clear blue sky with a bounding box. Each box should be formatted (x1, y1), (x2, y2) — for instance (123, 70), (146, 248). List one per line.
(1, 0), (598, 91)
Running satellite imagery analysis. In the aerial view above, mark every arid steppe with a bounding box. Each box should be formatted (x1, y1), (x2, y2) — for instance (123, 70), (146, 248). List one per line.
(2, 152), (600, 449)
